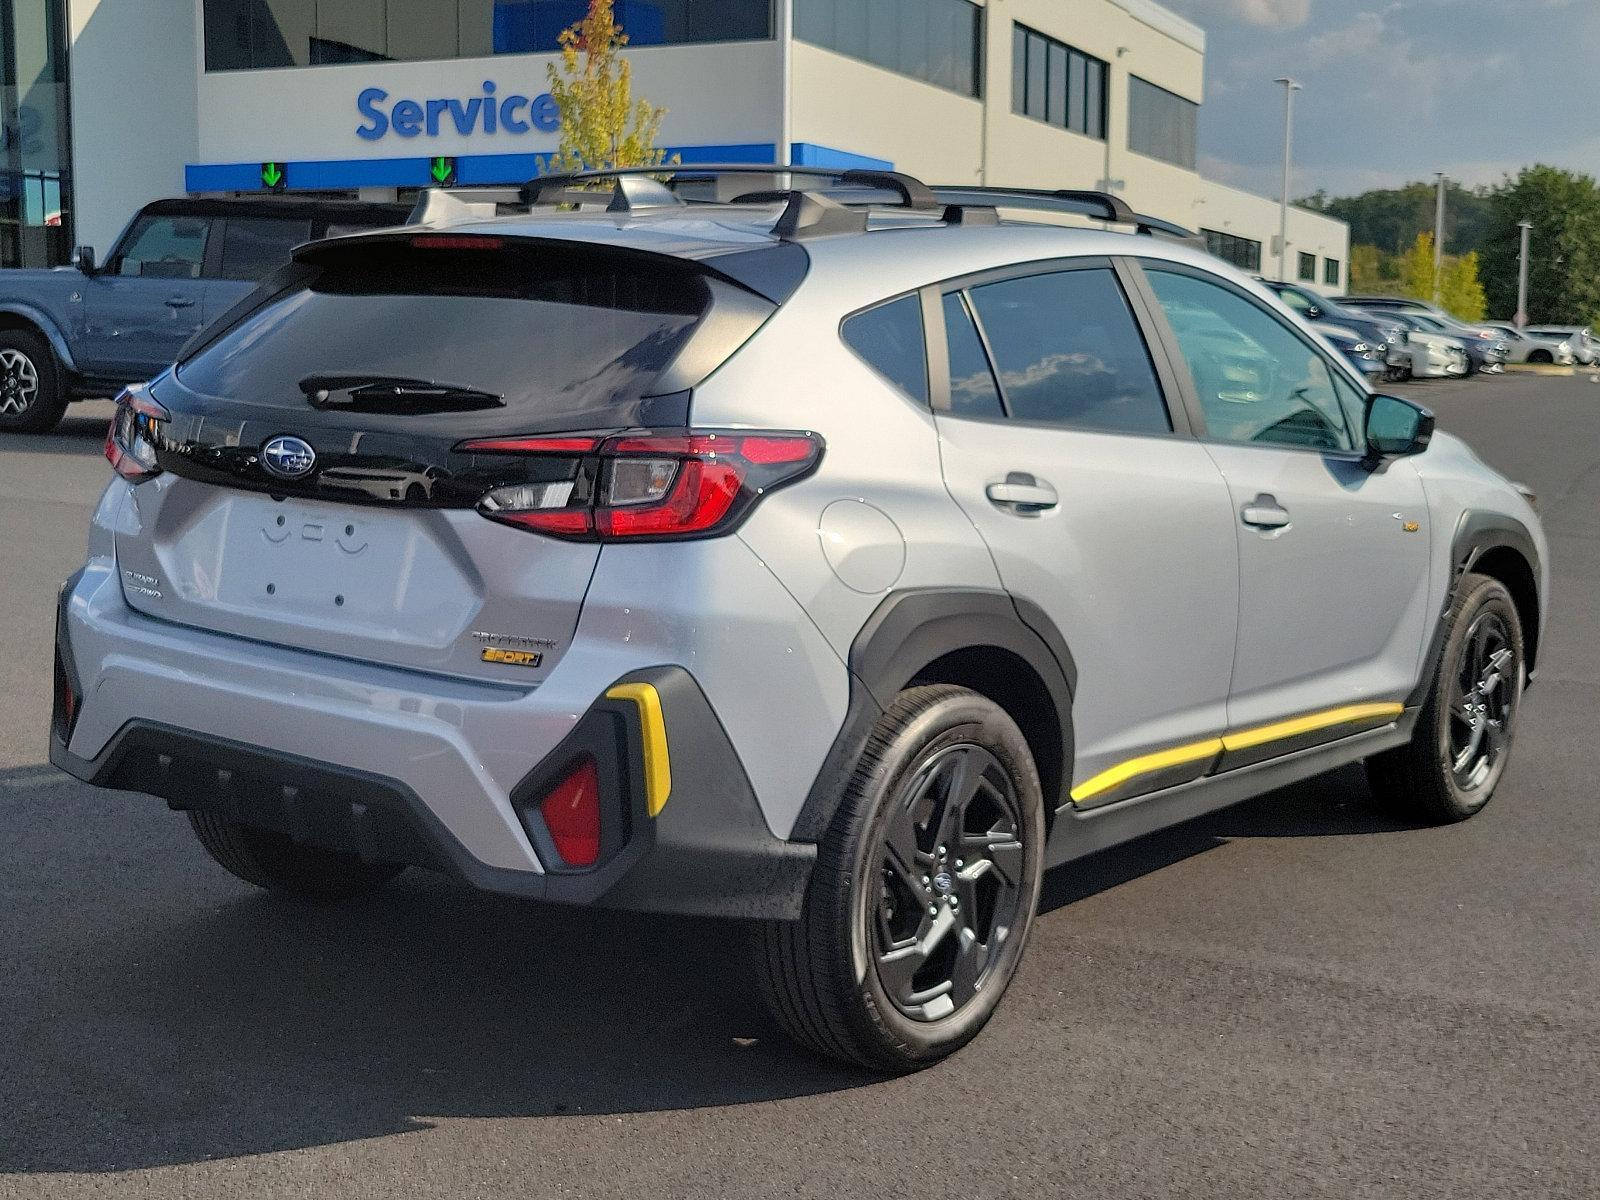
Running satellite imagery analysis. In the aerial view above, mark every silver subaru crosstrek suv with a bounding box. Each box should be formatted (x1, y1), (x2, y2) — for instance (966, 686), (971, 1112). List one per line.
(53, 167), (1547, 1072)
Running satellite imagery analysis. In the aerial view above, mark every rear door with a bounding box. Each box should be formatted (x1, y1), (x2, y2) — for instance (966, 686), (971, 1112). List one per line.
(1135, 262), (1432, 743)
(118, 235), (743, 684)
(929, 259), (1240, 808)
(82, 211), (216, 379)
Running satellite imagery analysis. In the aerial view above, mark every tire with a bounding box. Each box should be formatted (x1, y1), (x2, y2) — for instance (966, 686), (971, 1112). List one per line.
(1367, 573), (1525, 823)
(0, 329), (66, 434)
(1527, 350), (1553, 365)
(755, 685), (1046, 1072)
(187, 811), (405, 901)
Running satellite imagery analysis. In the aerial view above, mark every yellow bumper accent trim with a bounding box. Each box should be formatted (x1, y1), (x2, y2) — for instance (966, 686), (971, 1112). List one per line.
(1220, 703), (1404, 753)
(1070, 702), (1406, 805)
(1070, 738), (1223, 803)
(605, 683), (672, 817)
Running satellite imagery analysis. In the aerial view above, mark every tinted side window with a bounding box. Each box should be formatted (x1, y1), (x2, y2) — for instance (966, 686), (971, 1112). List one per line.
(1146, 268), (1357, 452)
(116, 216), (212, 279)
(218, 217), (311, 280)
(965, 268), (1171, 434)
(841, 295), (928, 402)
(941, 292), (1004, 418)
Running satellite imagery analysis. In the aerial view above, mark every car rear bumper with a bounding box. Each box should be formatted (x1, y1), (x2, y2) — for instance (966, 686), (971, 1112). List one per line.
(51, 565), (814, 918)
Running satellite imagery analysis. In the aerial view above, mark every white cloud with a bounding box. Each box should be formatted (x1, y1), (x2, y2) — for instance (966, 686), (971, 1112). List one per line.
(1182, 0), (1312, 29)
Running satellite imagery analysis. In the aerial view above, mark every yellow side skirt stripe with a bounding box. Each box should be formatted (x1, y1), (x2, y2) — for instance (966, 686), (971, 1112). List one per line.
(605, 683), (673, 817)
(1070, 702), (1405, 804)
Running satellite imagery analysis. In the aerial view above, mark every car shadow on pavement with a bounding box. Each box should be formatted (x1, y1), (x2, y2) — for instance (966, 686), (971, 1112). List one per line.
(0, 763), (1419, 1175)
(1038, 764), (1424, 914)
(0, 780), (875, 1174)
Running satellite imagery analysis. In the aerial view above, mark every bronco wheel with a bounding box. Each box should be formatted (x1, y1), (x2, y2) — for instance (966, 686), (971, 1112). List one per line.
(0, 330), (66, 434)
(1367, 573), (1524, 823)
(187, 812), (405, 901)
(756, 685), (1046, 1071)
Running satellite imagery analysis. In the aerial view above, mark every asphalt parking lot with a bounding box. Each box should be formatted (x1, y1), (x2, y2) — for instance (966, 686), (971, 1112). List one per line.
(2, 372), (1598, 1198)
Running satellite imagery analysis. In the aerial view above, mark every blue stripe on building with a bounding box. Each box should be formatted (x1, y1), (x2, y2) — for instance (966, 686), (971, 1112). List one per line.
(185, 143), (893, 193)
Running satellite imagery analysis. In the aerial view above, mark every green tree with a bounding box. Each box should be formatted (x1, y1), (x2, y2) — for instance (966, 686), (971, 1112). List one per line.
(1302, 181), (1491, 256)
(1349, 243), (1399, 293)
(544, 0), (671, 173)
(1480, 164), (1600, 324)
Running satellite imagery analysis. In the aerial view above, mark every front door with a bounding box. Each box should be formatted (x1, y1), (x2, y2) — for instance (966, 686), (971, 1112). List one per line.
(1138, 264), (1432, 754)
(930, 260), (1240, 809)
(83, 212), (214, 380)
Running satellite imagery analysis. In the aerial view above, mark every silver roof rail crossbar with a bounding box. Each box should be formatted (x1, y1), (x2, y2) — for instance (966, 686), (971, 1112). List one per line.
(407, 187), (522, 224)
(522, 173), (686, 212)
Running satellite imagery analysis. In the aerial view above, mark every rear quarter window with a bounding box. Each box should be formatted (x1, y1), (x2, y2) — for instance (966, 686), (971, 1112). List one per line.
(841, 295), (929, 403)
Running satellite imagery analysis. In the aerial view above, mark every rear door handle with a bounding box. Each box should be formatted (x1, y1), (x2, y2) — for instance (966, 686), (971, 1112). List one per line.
(986, 475), (1059, 514)
(164, 296), (195, 309)
(1241, 493), (1291, 530)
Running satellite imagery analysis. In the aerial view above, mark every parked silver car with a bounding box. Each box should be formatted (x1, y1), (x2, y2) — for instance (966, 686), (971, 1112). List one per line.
(1484, 324), (1576, 365)
(54, 167), (1547, 1071)
(1523, 325), (1597, 366)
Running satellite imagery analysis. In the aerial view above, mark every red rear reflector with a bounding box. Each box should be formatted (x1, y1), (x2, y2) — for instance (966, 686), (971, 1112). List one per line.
(497, 508), (595, 536)
(541, 756), (601, 868)
(739, 436), (819, 465)
(410, 234), (506, 250)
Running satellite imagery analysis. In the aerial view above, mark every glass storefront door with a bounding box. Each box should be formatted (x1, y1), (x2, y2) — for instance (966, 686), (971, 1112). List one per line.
(1, 0), (73, 268)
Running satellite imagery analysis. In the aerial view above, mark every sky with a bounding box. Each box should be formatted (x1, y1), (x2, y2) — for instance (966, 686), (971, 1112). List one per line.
(1160, 0), (1600, 199)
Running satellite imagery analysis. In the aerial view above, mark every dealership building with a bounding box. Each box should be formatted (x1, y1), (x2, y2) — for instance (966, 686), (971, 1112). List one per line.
(19, 0), (1348, 286)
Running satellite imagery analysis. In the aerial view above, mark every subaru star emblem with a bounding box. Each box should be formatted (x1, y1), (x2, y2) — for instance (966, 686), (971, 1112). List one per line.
(932, 871), (954, 895)
(261, 435), (316, 480)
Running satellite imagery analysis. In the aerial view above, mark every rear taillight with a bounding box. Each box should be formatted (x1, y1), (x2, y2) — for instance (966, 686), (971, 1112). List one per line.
(104, 384), (168, 483)
(540, 756), (602, 868)
(458, 429), (823, 541)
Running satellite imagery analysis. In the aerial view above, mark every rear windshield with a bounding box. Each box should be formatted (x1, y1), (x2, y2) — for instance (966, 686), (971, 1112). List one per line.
(177, 240), (709, 422)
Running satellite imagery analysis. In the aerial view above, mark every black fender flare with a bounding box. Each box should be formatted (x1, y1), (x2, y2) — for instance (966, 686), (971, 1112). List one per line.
(788, 588), (1076, 842)
(1408, 509), (1544, 708)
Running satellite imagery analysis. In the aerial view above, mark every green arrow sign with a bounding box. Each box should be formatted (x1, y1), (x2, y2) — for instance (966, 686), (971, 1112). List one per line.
(260, 161), (285, 190)
(430, 156), (456, 185)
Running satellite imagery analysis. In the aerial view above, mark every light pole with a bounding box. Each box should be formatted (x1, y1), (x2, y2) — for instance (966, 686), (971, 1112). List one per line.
(1515, 220), (1533, 328)
(1433, 172), (1446, 305)
(1274, 77), (1301, 282)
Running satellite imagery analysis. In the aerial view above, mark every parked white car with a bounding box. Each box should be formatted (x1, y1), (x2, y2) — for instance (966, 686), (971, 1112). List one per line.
(1383, 320), (1470, 378)
(1485, 325), (1576, 366)
(1524, 325), (1597, 365)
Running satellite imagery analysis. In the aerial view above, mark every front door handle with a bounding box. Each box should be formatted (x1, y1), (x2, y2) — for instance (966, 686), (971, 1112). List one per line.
(164, 296), (195, 309)
(986, 474), (1059, 514)
(1241, 493), (1291, 530)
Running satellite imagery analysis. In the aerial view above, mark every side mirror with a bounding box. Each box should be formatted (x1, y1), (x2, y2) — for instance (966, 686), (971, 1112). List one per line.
(72, 246), (96, 275)
(1364, 394), (1434, 467)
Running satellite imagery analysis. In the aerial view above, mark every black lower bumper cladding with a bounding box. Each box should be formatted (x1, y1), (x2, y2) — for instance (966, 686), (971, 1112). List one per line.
(49, 658), (814, 920)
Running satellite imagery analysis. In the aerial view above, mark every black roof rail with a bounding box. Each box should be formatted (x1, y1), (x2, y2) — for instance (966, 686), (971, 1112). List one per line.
(930, 186), (1136, 225)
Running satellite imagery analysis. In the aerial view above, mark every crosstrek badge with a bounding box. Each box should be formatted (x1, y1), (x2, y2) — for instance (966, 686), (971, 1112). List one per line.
(481, 647), (543, 668)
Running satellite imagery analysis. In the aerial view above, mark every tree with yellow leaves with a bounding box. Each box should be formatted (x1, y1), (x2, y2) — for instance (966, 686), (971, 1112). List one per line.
(544, 0), (672, 173)
(1398, 232), (1488, 322)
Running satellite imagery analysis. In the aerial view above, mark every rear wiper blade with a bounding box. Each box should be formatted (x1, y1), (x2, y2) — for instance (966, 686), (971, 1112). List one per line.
(300, 375), (505, 413)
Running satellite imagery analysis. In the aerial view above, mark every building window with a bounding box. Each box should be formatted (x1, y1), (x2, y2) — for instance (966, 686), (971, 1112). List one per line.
(1011, 25), (1106, 139)
(1298, 252), (1317, 282)
(0, 0), (74, 268)
(1127, 76), (1198, 169)
(795, 0), (981, 98)
(204, 0), (775, 71)
(1324, 257), (1341, 287)
(1202, 230), (1262, 274)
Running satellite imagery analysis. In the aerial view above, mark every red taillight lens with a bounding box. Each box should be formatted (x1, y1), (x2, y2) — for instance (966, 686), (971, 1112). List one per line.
(458, 429), (823, 542)
(540, 756), (601, 868)
(104, 385), (168, 483)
